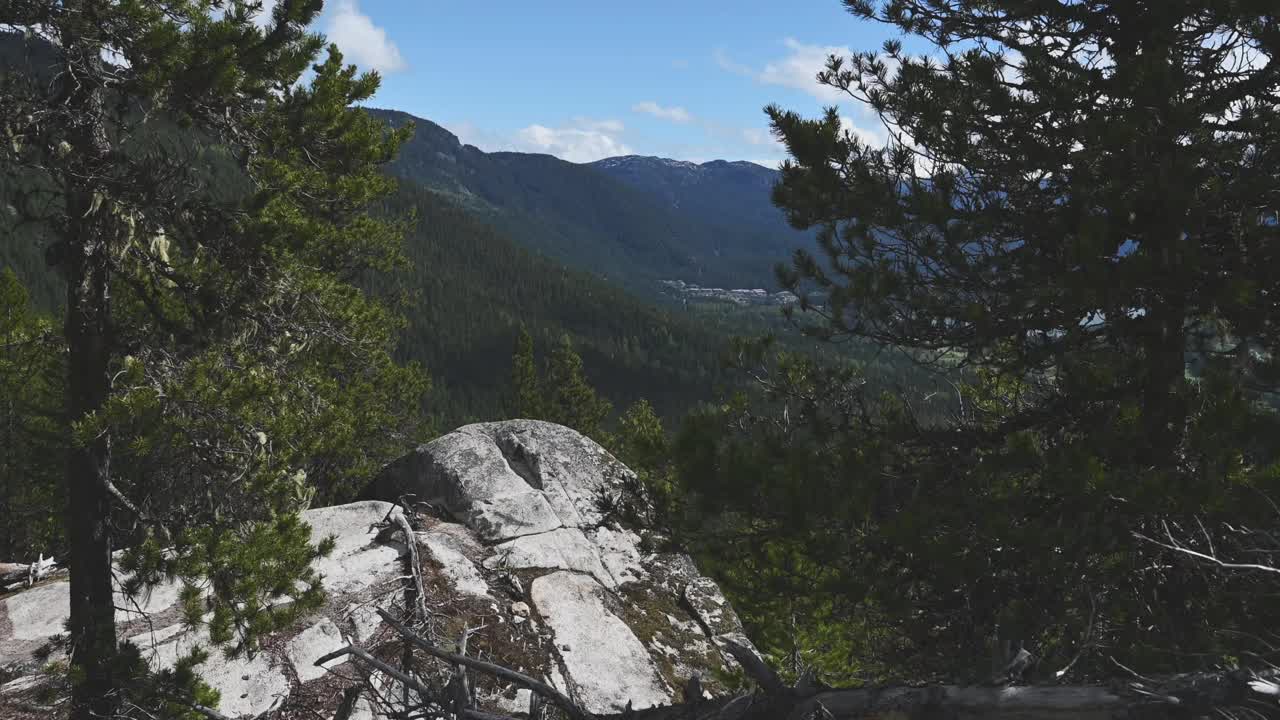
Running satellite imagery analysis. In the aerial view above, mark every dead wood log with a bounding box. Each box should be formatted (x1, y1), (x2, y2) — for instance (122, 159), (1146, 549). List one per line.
(360, 577), (1279, 720)
(315, 644), (440, 715)
(0, 556), (61, 591)
(390, 509), (429, 623)
(450, 623), (487, 714)
(332, 685), (363, 720)
(381, 500), (431, 714)
(461, 709), (522, 720)
(313, 647), (1280, 720)
(722, 639), (787, 696)
(376, 607), (596, 720)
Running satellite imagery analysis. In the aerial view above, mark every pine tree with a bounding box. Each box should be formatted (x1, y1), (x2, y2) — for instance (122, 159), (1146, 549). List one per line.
(0, 268), (65, 563)
(545, 333), (613, 443)
(769, 1), (1280, 473)
(681, 0), (1280, 682)
(504, 330), (616, 443)
(616, 397), (682, 525)
(618, 398), (667, 474)
(510, 326), (544, 419)
(0, 2), (427, 716)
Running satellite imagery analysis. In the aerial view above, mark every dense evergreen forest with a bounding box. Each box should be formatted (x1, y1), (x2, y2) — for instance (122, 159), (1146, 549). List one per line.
(379, 180), (733, 424)
(3, 2), (1279, 719)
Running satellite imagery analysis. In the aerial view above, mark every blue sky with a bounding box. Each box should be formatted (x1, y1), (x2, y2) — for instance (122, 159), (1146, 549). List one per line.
(278, 0), (918, 165)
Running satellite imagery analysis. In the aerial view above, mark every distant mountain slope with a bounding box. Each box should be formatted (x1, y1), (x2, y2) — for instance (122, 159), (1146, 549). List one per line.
(379, 181), (735, 424)
(367, 109), (812, 297)
(589, 155), (803, 246)
(0, 172), (735, 427)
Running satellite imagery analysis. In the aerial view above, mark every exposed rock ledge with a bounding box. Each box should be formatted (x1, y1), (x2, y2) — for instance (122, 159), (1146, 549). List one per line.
(0, 420), (754, 719)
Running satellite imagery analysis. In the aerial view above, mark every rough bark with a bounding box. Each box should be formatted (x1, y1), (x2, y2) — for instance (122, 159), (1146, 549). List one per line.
(1131, 5), (1191, 468)
(57, 3), (120, 718)
(63, 146), (119, 720)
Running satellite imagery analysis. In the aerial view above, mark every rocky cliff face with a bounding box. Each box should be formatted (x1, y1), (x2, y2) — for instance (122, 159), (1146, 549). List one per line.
(0, 420), (753, 719)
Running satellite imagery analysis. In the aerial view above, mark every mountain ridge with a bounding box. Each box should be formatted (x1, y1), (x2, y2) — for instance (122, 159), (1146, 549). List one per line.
(592, 154), (773, 172)
(366, 108), (812, 297)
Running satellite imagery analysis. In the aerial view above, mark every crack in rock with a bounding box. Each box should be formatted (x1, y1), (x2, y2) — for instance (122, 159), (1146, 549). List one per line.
(493, 434), (545, 491)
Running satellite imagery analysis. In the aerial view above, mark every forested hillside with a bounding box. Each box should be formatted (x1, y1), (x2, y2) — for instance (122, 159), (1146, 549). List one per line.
(369, 108), (813, 296)
(0, 25), (722, 428)
(1, 174), (732, 426)
(376, 181), (741, 423)
(590, 154), (815, 264)
(0, 33), (935, 429)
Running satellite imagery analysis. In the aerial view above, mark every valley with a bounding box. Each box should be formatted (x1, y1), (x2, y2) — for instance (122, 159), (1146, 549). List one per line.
(0, 102), (853, 430)
(369, 108), (815, 301)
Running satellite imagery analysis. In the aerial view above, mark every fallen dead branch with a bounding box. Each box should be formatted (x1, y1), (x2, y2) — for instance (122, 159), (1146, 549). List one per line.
(357, 606), (1280, 719)
(0, 556), (61, 592)
(306, 514), (1280, 720)
(375, 607), (595, 720)
(314, 644), (442, 715)
(301, 596), (1280, 720)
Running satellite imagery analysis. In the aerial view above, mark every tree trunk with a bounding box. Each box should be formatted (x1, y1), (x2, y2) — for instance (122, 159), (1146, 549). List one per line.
(64, 246), (117, 720)
(58, 4), (119, 717)
(1130, 6), (1189, 474)
(2, 299), (13, 559)
(1141, 300), (1188, 470)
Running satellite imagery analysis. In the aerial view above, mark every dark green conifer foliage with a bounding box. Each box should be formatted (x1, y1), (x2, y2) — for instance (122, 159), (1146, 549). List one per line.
(615, 397), (683, 525)
(0, 268), (65, 562)
(510, 326), (544, 419)
(0, 2), (427, 716)
(545, 333), (615, 444)
(504, 330), (614, 444)
(617, 398), (667, 474)
(681, 0), (1280, 683)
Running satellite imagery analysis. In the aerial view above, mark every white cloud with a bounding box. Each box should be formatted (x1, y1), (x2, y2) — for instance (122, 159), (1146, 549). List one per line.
(738, 127), (788, 166)
(450, 122), (518, 152)
(514, 121), (632, 163)
(326, 0), (406, 74)
(632, 101), (693, 123)
(758, 37), (851, 103)
(840, 115), (887, 147)
(714, 39), (889, 149)
(713, 47), (755, 77)
(716, 38), (868, 103)
(449, 115), (790, 166)
(575, 117), (625, 133)
(717, 39), (855, 103)
(450, 117), (631, 162)
(741, 127), (779, 147)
